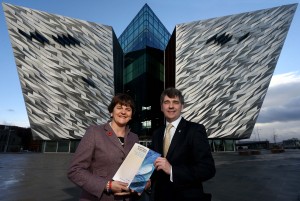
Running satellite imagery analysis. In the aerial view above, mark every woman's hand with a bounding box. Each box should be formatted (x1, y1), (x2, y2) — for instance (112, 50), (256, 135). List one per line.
(111, 181), (129, 193)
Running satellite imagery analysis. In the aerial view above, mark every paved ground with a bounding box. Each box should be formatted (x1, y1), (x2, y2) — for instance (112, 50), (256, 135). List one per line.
(204, 149), (300, 201)
(0, 149), (299, 201)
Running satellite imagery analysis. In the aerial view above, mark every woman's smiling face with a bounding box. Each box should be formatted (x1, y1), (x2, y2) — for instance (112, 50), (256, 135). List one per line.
(111, 103), (132, 126)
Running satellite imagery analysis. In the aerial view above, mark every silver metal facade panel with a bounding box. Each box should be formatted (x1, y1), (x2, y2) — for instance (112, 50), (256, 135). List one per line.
(175, 4), (297, 139)
(3, 3), (115, 140)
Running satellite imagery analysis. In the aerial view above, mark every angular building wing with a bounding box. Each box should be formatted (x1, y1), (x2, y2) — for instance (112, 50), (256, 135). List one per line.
(3, 3), (121, 140)
(166, 4), (297, 139)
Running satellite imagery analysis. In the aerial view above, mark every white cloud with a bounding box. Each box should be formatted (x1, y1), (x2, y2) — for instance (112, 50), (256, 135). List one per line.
(252, 72), (300, 141)
(269, 71), (300, 87)
(262, 72), (300, 107)
(251, 121), (300, 142)
(0, 119), (30, 128)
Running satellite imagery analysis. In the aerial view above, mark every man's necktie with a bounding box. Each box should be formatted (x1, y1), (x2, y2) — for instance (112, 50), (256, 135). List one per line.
(163, 123), (173, 157)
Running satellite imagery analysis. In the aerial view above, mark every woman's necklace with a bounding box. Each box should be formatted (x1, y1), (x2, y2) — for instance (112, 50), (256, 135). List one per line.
(109, 122), (125, 146)
(118, 137), (124, 146)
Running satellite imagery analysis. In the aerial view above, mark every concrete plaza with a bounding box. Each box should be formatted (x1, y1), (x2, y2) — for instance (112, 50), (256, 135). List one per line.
(0, 149), (299, 201)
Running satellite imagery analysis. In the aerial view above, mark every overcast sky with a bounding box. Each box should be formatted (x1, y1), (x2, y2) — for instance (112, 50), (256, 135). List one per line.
(0, 0), (299, 142)
(254, 72), (300, 142)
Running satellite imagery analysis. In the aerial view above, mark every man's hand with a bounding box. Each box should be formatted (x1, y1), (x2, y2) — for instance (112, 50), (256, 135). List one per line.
(144, 179), (151, 190)
(154, 157), (171, 174)
(128, 179), (151, 196)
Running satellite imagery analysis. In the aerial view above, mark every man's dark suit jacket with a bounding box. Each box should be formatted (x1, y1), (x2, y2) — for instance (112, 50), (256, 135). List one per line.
(151, 118), (216, 201)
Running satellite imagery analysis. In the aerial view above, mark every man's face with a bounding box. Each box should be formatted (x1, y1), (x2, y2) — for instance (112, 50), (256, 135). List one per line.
(161, 95), (183, 122)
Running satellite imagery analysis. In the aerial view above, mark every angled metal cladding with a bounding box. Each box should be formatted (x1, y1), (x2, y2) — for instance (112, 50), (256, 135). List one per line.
(175, 4), (297, 139)
(3, 3), (117, 140)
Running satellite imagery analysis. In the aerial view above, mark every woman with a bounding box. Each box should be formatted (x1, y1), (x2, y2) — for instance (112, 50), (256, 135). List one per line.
(68, 93), (139, 201)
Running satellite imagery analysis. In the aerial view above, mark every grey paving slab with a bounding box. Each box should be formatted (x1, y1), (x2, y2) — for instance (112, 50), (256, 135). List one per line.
(0, 153), (79, 201)
(0, 150), (299, 201)
(204, 149), (300, 201)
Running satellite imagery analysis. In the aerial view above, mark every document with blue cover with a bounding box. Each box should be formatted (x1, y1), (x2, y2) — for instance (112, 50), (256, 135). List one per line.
(113, 143), (160, 193)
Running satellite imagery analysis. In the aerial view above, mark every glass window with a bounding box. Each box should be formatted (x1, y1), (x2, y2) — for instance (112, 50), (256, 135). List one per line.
(142, 106), (151, 111)
(128, 26), (133, 35)
(139, 17), (143, 25)
(149, 16), (153, 25)
(128, 72), (132, 81)
(142, 120), (151, 129)
(57, 141), (69, 152)
(133, 21), (138, 31)
(154, 19), (158, 29)
(224, 140), (235, 151)
(133, 29), (138, 39)
(70, 141), (80, 153)
(118, 4), (171, 52)
(213, 140), (224, 152)
(160, 65), (164, 81)
(44, 141), (57, 152)
(137, 25), (142, 35)
(144, 11), (149, 20)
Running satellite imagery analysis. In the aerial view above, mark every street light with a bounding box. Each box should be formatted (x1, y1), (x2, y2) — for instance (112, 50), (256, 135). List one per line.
(273, 129), (277, 144)
(256, 128), (261, 142)
(4, 128), (13, 152)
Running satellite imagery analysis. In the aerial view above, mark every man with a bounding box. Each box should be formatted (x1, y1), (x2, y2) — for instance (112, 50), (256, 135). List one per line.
(151, 87), (216, 201)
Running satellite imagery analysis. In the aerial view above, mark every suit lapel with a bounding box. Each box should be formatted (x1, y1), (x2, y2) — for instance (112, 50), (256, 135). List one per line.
(157, 126), (165, 155)
(166, 118), (187, 158)
(104, 123), (125, 154)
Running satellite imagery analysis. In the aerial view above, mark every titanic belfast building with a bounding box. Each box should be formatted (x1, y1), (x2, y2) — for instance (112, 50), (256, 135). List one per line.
(3, 3), (297, 152)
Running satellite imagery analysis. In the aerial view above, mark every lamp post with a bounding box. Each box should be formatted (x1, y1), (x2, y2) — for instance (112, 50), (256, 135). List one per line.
(273, 129), (277, 144)
(4, 128), (13, 152)
(257, 128), (261, 142)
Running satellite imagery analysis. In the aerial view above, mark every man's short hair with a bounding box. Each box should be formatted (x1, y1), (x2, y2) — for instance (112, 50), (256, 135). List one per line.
(160, 87), (184, 105)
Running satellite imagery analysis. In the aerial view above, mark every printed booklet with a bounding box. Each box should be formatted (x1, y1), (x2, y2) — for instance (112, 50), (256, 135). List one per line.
(113, 143), (160, 193)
